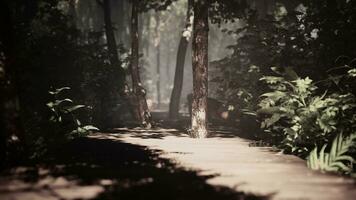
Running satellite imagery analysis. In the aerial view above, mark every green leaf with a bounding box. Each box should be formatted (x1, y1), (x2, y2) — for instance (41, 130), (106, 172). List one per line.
(329, 162), (351, 172)
(76, 119), (81, 126)
(54, 98), (73, 106)
(319, 144), (327, 169)
(284, 67), (299, 80)
(49, 87), (71, 95)
(335, 155), (354, 163)
(83, 125), (99, 131)
(260, 76), (284, 84)
(263, 113), (282, 128)
(64, 105), (85, 113)
(46, 102), (54, 108)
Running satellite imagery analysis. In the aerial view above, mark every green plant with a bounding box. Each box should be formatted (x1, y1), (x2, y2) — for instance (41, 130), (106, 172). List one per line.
(307, 132), (356, 174)
(47, 87), (98, 139)
(258, 71), (356, 157)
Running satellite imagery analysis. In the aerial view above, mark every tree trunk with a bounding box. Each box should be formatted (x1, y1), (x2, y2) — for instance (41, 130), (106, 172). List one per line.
(169, 0), (192, 119)
(145, 14), (151, 56)
(155, 14), (161, 108)
(103, 0), (122, 73)
(99, 0), (126, 127)
(130, 0), (152, 128)
(166, 43), (171, 79)
(116, 0), (124, 43)
(191, 0), (209, 138)
(165, 43), (171, 99)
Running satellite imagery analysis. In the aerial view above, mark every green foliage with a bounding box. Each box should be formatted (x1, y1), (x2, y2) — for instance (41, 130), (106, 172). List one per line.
(348, 68), (356, 77)
(213, 1), (356, 114)
(0, 0), (131, 161)
(213, 62), (263, 111)
(307, 132), (356, 174)
(212, 3), (311, 129)
(258, 72), (356, 157)
(47, 87), (98, 139)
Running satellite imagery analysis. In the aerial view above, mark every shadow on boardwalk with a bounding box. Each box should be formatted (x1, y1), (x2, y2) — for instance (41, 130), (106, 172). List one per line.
(106, 126), (254, 140)
(0, 136), (270, 200)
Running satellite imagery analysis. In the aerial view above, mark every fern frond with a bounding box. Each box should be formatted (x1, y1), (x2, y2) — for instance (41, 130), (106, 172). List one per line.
(307, 132), (356, 173)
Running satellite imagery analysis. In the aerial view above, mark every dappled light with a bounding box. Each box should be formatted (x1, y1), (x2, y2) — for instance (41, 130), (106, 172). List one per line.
(1, 0), (356, 199)
(1, 137), (269, 200)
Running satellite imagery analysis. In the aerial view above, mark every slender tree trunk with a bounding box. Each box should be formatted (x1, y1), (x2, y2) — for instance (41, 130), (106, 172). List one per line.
(165, 43), (171, 98)
(99, 0), (126, 127)
(115, 0), (127, 43)
(103, 0), (122, 74)
(145, 14), (151, 56)
(169, 0), (192, 119)
(166, 43), (171, 79)
(155, 14), (161, 108)
(130, 0), (152, 128)
(191, 0), (209, 138)
(139, 14), (144, 52)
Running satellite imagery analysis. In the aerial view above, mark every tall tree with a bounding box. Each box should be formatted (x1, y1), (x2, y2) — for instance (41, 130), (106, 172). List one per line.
(191, 0), (209, 138)
(155, 13), (161, 108)
(97, 0), (126, 127)
(165, 42), (171, 86)
(169, 0), (192, 119)
(145, 14), (151, 57)
(101, 0), (124, 77)
(130, 0), (152, 128)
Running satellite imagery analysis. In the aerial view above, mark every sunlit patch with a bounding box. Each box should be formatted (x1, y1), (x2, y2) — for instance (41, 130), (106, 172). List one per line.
(53, 185), (104, 199)
(221, 111), (229, 119)
(228, 105), (234, 111)
(192, 109), (206, 122)
(195, 128), (208, 138)
(310, 28), (319, 39)
(191, 108), (208, 138)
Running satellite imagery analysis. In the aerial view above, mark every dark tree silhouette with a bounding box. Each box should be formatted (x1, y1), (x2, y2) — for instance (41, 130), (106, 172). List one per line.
(96, 0), (126, 127)
(101, 0), (125, 79)
(130, 0), (152, 128)
(169, 0), (192, 120)
(155, 13), (161, 108)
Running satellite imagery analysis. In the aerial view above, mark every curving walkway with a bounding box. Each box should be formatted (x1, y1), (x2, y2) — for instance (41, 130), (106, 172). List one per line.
(98, 127), (356, 200)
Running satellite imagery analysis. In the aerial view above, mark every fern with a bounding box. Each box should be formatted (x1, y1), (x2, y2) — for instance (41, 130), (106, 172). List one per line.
(307, 132), (356, 173)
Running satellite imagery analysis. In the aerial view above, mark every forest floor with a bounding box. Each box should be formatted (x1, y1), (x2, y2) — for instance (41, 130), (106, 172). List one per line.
(1, 113), (356, 200)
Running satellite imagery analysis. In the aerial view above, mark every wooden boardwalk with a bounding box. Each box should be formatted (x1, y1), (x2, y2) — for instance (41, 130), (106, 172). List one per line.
(100, 127), (356, 200)
(1, 126), (356, 200)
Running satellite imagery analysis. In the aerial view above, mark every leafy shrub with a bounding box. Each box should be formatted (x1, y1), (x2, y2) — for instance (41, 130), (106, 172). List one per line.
(47, 87), (98, 139)
(211, 61), (265, 129)
(258, 71), (356, 157)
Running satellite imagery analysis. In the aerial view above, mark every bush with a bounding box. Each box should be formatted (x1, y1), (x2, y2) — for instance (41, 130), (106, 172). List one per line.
(46, 87), (98, 139)
(258, 69), (356, 158)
